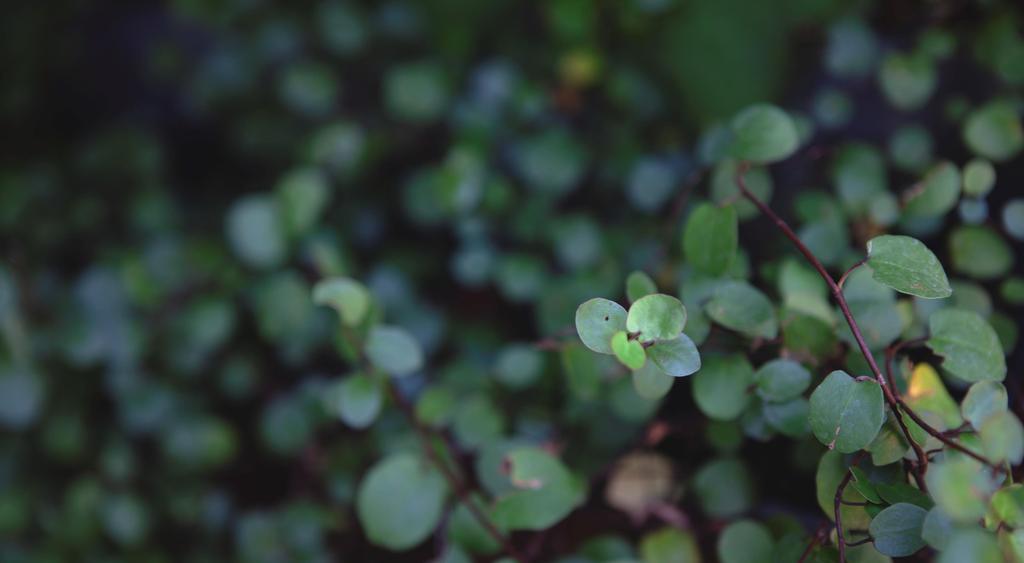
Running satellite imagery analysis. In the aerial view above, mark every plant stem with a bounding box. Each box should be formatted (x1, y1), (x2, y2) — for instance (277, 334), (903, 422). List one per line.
(340, 324), (526, 562)
(385, 383), (528, 563)
(733, 167), (923, 461)
(834, 451), (867, 563)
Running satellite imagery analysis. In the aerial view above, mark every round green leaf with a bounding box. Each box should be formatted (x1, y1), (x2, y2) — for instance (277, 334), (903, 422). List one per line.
(683, 202), (738, 276)
(611, 331), (646, 370)
(693, 355), (754, 421)
(225, 195), (286, 269)
(356, 453), (447, 550)
(808, 371), (885, 453)
(866, 235), (951, 299)
(494, 344), (544, 389)
(926, 308), (1006, 382)
(491, 447), (585, 531)
(632, 361), (674, 400)
(641, 527), (701, 563)
(717, 520), (773, 563)
(365, 325), (425, 377)
(706, 281), (778, 339)
(878, 52), (936, 110)
(730, 104), (799, 164)
(921, 507), (953, 550)
(980, 410), (1024, 464)
(312, 277), (371, 326)
(962, 158), (996, 197)
(950, 225), (1014, 280)
(991, 484), (1024, 528)
(575, 298), (627, 355)
(963, 100), (1023, 162)
(868, 502), (927, 557)
(326, 373), (382, 429)
(693, 457), (753, 518)
(962, 381), (1008, 429)
(646, 334), (701, 377)
(626, 293), (686, 342)
(1004, 199), (1024, 241)
(925, 456), (1000, 523)
(902, 161), (960, 219)
(937, 529), (1002, 563)
(754, 359), (811, 402)
(626, 271), (658, 303)
(763, 397), (810, 438)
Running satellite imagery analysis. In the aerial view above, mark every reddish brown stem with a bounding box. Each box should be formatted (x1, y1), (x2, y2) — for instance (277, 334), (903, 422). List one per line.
(341, 324), (525, 562)
(734, 167), (927, 475)
(834, 452), (867, 563)
(387, 383), (527, 563)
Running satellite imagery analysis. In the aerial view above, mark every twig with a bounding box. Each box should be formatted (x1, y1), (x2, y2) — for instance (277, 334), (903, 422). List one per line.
(796, 524), (828, 563)
(734, 166), (928, 478)
(834, 452), (867, 563)
(837, 257), (867, 290)
(339, 324), (526, 562)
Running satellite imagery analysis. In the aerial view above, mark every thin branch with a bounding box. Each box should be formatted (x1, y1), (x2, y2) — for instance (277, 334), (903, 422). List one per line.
(834, 452), (867, 563)
(387, 383), (527, 563)
(837, 257), (867, 290)
(734, 167), (928, 477)
(844, 537), (873, 547)
(796, 524), (828, 563)
(340, 324), (526, 562)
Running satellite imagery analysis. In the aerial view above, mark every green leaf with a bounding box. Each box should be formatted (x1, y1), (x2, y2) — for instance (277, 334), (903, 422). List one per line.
(693, 355), (754, 421)
(561, 344), (602, 401)
(921, 508), (954, 550)
(640, 527), (701, 563)
(365, 325), (425, 377)
(626, 271), (658, 303)
(926, 308), (1006, 382)
(950, 225), (1014, 280)
(980, 411), (1024, 464)
(865, 235), (951, 299)
(276, 167), (330, 237)
(876, 483), (933, 509)
(878, 52), (936, 110)
(575, 298), (627, 354)
(325, 373), (382, 429)
(963, 100), (1023, 162)
(491, 447), (585, 531)
(754, 359), (811, 402)
(962, 158), (996, 197)
(991, 484), (1024, 528)
(937, 530), (1002, 563)
(683, 202), (738, 275)
(717, 520), (774, 563)
(849, 466), (882, 504)
(962, 381), (1008, 429)
(710, 159), (774, 220)
(706, 281), (778, 339)
(816, 451), (871, 524)
(356, 453), (447, 550)
(730, 104), (799, 164)
(611, 331), (646, 370)
(902, 363), (963, 430)
(626, 294), (687, 342)
(494, 344), (544, 389)
(925, 456), (1000, 523)
(868, 413), (911, 466)
(1004, 198), (1024, 241)
(312, 277), (372, 326)
(632, 361), (674, 400)
(646, 334), (701, 377)
(693, 457), (753, 518)
(868, 503), (927, 557)
(763, 397), (810, 438)
(902, 161), (961, 219)
(225, 195), (287, 269)
(808, 371), (885, 453)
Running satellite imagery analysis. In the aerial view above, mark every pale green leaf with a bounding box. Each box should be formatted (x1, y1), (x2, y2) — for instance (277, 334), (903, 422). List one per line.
(730, 104), (799, 164)
(865, 235), (951, 299)
(365, 325), (425, 377)
(926, 308), (1006, 382)
(646, 334), (701, 377)
(808, 371), (885, 453)
(626, 294), (687, 342)
(312, 277), (372, 326)
(683, 202), (738, 275)
(868, 502), (927, 557)
(611, 331), (646, 370)
(575, 298), (627, 355)
(356, 453), (447, 550)
(706, 281), (778, 339)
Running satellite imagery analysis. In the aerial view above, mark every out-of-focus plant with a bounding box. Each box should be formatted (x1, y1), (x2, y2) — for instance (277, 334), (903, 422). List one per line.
(2, 1), (1024, 562)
